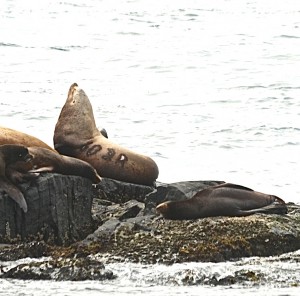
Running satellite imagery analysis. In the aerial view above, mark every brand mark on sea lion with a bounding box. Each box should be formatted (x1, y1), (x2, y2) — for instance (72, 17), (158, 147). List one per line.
(102, 148), (116, 161)
(80, 144), (102, 156)
(116, 153), (128, 168)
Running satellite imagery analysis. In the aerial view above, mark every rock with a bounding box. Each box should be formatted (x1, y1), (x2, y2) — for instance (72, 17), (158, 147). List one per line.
(0, 173), (94, 246)
(81, 181), (300, 264)
(92, 198), (145, 222)
(93, 177), (155, 204)
(1, 177), (300, 267)
(168, 268), (262, 286)
(0, 241), (49, 261)
(0, 257), (116, 281)
(96, 203), (300, 264)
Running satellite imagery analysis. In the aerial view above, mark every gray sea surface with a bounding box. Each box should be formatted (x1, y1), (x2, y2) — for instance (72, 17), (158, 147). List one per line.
(1, 0), (300, 294)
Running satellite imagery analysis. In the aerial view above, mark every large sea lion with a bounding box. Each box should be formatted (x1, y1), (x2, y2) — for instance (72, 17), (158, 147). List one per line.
(0, 126), (54, 151)
(156, 183), (288, 220)
(8, 146), (101, 184)
(1, 126), (100, 183)
(0, 144), (33, 212)
(53, 83), (159, 186)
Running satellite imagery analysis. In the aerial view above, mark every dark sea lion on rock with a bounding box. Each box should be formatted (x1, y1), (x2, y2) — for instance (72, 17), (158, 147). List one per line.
(8, 147), (101, 184)
(156, 183), (288, 220)
(53, 83), (159, 186)
(0, 144), (33, 212)
(0, 126), (54, 151)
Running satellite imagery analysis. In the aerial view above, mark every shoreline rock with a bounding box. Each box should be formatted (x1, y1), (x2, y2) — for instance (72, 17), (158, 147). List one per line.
(1, 174), (300, 281)
(0, 174), (95, 246)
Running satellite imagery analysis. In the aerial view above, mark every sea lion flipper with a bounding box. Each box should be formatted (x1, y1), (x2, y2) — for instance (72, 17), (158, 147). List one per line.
(0, 179), (28, 212)
(29, 166), (55, 173)
(238, 202), (288, 216)
(215, 183), (254, 192)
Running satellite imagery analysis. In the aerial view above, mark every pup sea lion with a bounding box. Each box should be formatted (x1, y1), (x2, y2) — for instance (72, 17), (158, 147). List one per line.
(0, 144), (33, 212)
(156, 183), (288, 220)
(8, 147), (101, 184)
(53, 83), (159, 186)
(0, 126), (54, 151)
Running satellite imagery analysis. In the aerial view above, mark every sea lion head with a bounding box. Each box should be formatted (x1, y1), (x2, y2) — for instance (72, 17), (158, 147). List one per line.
(1, 144), (33, 165)
(54, 83), (102, 151)
(156, 199), (200, 220)
(156, 201), (177, 219)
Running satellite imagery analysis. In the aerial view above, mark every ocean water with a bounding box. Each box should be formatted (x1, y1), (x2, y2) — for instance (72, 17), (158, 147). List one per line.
(1, 0), (300, 294)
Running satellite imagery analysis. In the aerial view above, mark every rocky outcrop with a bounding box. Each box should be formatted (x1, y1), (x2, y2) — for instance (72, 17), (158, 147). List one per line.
(0, 174), (94, 246)
(93, 203), (300, 264)
(1, 175), (300, 281)
(1, 256), (115, 281)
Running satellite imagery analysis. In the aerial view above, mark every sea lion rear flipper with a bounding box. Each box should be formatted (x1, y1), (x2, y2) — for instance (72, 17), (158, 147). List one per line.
(239, 202), (288, 216)
(215, 183), (254, 192)
(0, 179), (28, 212)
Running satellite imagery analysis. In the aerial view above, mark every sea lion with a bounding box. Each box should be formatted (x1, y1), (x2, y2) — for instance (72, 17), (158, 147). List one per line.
(8, 146), (101, 184)
(53, 83), (159, 186)
(0, 144), (33, 212)
(156, 183), (288, 220)
(0, 126), (54, 151)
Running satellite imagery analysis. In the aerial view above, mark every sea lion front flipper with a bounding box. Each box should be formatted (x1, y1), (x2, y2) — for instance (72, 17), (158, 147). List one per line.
(214, 183), (254, 192)
(0, 179), (28, 212)
(29, 166), (55, 173)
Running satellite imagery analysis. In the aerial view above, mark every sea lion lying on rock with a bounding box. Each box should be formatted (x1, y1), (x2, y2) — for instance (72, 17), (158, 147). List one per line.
(0, 126), (101, 184)
(156, 183), (288, 220)
(53, 83), (159, 186)
(0, 126), (54, 151)
(7, 146), (102, 184)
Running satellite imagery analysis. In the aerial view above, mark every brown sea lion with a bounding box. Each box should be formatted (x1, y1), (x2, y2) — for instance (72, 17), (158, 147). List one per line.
(0, 126), (54, 151)
(156, 183), (288, 220)
(53, 83), (159, 186)
(0, 144), (33, 212)
(8, 147), (101, 184)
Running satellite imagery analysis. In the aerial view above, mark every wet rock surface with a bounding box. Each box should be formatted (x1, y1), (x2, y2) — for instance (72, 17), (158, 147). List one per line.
(1, 175), (300, 282)
(1, 256), (115, 281)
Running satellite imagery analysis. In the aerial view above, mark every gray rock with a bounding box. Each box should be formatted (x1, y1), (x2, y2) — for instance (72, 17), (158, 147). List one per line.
(0, 173), (94, 246)
(1, 257), (115, 281)
(93, 177), (155, 204)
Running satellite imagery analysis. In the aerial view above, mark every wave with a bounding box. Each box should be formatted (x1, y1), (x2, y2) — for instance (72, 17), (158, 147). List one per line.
(0, 42), (20, 48)
(277, 34), (300, 39)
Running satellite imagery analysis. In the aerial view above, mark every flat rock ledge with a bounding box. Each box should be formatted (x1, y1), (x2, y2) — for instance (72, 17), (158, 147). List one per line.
(0, 175), (300, 281)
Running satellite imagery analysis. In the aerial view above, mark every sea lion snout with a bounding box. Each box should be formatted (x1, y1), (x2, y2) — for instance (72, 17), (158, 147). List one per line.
(156, 202), (170, 215)
(24, 153), (33, 163)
